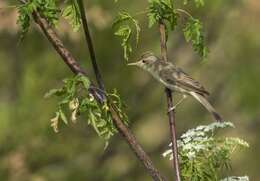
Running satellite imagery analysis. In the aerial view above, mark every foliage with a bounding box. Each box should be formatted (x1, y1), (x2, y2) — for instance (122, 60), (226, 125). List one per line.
(147, 0), (207, 58)
(113, 0), (207, 60)
(147, 0), (178, 33)
(163, 122), (249, 181)
(11, 0), (250, 179)
(62, 0), (81, 32)
(17, 0), (60, 39)
(45, 75), (128, 146)
(113, 11), (141, 60)
(16, 0), (82, 39)
(183, 17), (208, 58)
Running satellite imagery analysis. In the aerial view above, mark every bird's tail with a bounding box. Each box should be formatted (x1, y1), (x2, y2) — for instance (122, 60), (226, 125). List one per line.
(190, 92), (223, 122)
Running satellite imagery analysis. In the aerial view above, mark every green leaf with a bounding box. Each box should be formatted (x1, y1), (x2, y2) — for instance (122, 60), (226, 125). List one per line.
(147, 0), (178, 37)
(44, 88), (65, 98)
(107, 89), (128, 125)
(16, 2), (34, 40)
(63, 77), (77, 97)
(59, 96), (71, 106)
(17, 0), (59, 40)
(76, 74), (91, 89)
(37, 0), (60, 25)
(183, 17), (208, 59)
(59, 109), (68, 124)
(114, 25), (132, 60)
(113, 11), (140, 60)
(62, 0), (81, 32)
(89, 111), (100, 134)
(46, 75), (128, 146)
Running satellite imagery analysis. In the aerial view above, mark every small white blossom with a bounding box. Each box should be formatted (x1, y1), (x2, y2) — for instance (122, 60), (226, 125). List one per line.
(187, 151), (196, 160)
(162, 122), (248, 168)
(162, 149), (172, 157)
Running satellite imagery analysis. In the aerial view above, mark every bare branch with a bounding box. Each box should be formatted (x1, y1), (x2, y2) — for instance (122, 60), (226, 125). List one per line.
(159, 20), (181, 181)
(32, 12), (87, 75)
(76, 0), (105, 92)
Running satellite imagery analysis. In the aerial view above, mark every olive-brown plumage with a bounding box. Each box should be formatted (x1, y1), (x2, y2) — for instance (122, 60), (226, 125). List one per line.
(128, 52), (223, 122)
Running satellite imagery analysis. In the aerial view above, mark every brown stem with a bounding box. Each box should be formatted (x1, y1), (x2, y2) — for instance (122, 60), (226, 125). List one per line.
(32, 13), (87, 75)
(159, 20), (181, 181)
(16, 1), (166, 180)
(76, 0), (105, 92)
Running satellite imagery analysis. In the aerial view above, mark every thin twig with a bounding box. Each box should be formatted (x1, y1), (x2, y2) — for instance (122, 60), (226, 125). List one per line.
(16, 0), (166, 179)
(159, 20), (181, 181)
(77, 0), (105, 93)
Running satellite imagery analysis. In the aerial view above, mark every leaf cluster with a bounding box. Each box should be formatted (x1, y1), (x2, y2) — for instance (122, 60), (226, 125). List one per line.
(45, 75), (128, 145)
(183, 17), (208, 59)
(62, 0), (81, 32)
(163, 122), (249, 181)
(17, 0), (60, 39)
(113, 0), (208, 60)
(113, 11), (141, 60)
(16, 0), (82, 40)
(147, 0), (207, 58)
(147, 0), (178, 32)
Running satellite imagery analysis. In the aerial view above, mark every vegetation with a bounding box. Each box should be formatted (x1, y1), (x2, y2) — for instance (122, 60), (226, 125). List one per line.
(0, 0), (257, 180)
(163, 122), (249, 180)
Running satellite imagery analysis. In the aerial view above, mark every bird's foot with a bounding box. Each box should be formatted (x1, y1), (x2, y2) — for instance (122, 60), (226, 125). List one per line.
(168, 106), (176, 113)
(167, 95), (187, 113)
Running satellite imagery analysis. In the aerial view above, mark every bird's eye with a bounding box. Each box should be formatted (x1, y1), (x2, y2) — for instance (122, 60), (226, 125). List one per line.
(142, 60), (146, 63)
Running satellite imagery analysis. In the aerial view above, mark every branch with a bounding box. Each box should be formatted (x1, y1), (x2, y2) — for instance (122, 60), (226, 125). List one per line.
(76, 0), (105, 92)
(75, 1), (165, 180)
(16, 1), (166, 180)
(159, 20), (181, 181)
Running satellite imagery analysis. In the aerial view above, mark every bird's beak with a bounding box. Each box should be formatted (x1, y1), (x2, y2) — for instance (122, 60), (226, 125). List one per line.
(127, 62), (139, 66)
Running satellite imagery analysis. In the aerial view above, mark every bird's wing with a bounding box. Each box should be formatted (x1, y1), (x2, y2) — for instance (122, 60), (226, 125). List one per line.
(159, 65), (210, 96)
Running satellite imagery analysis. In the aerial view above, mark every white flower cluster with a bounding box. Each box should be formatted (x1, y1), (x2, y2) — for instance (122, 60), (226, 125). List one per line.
(162, 122), (250, 180)
(220, 176), (249, 181)
(163, 122), (236, 160)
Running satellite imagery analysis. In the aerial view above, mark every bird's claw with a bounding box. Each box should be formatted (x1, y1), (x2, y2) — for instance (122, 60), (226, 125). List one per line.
(167, 95), (187, 113)
(168, 106), (176, 113)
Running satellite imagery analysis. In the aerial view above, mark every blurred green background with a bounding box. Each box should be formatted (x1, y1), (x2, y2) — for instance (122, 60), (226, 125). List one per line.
(0, 0), (259, 180)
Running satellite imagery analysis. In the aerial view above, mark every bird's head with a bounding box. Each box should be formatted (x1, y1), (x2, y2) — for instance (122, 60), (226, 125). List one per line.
(128, 52), (159, 71)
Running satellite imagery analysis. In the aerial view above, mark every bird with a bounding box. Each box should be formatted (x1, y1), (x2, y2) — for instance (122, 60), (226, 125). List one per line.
(128, 52), (223, 122)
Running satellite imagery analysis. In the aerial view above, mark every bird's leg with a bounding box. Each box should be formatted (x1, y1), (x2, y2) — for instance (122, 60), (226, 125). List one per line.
(168, 94), (187, 112)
